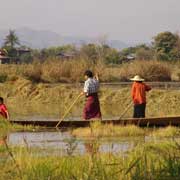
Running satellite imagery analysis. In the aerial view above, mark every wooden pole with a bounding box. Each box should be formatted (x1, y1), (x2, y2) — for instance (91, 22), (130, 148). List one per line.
(118, 101), (133, 120)
(55, 93), (82, 128)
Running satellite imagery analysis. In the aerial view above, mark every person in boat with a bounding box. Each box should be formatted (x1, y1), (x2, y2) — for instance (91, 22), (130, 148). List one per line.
(130, 75), (151, 118)
(0, 97), (10, 120)
(81, 70), (101, 120)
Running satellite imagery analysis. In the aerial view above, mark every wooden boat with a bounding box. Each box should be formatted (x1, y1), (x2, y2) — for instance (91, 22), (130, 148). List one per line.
(10, 116), (180, 128)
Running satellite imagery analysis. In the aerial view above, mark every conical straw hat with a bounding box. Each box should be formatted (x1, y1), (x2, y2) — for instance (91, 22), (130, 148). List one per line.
(130, 75), (144, 81)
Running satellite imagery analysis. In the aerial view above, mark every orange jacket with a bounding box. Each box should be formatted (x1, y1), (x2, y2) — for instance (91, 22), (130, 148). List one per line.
(131, 82), (151, 104)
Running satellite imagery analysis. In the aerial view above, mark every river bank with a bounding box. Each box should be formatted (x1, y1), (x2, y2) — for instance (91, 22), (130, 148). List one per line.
(0, 78), (180, 119)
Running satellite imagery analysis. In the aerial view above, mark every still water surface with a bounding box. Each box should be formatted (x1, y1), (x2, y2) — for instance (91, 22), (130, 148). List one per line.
(7, 130), (177, 156)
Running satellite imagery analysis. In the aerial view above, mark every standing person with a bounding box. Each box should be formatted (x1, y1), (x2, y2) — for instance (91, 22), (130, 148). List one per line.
(0, 97), (10, 120)
(81, 70), (101, 120)
(130, 75), (151, 118)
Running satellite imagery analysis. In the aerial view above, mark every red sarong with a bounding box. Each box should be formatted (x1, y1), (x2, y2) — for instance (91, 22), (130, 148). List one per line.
(83, 93), (101, 120)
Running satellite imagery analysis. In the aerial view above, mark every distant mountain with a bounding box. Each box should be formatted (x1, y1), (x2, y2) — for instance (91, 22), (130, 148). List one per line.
(0, 27), (130, 49)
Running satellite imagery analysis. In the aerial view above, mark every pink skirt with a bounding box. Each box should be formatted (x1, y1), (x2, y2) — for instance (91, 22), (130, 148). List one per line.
(83, 93), (101, 120)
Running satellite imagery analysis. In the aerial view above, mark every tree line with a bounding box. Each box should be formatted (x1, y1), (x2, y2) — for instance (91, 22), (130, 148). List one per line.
(1, 30), (180, 64)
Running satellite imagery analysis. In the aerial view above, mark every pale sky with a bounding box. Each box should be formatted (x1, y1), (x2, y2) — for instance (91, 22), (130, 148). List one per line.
(0, 0), (180, 43)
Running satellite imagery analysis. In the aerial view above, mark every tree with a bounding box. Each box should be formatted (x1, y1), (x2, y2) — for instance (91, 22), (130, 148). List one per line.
(105, 48), (120, 64)
(4, 30), (20, 48)
(2, 30), (20, 58)
(136, 48), (154, 60)
(80, 44), (100, 64)
(121, 44), (150, 56)
(153, 31), (180, 60)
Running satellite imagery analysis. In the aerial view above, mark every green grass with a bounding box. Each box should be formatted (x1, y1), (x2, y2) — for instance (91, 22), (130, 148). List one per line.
(72, 122), (145, 138)
(0, 141), (180, 179)
(150, 126), (180, 137)
(72, 121), (180, 138)
(0, 118), (42, 139)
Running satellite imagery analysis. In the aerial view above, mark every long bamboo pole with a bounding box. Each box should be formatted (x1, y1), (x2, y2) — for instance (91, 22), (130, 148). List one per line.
(118, 101), (133, 120)
(55, 93), (82, 128)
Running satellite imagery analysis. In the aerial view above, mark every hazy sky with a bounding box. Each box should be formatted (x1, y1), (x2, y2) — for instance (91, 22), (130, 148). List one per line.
(0, 0), (180, 43)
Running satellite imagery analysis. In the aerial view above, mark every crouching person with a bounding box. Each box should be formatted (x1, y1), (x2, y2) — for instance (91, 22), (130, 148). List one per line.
(0, 97), (10, 120)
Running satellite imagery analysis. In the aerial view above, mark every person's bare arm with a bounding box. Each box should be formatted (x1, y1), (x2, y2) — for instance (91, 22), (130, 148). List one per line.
(80, 91), (86, 96)
(94, 74), (99, 81)
(82, 80), (89, 96)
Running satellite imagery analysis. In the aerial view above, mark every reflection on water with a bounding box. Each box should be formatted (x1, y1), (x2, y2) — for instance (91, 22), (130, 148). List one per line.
(7, 131), (144, 156)
(7, 131), (179, 156)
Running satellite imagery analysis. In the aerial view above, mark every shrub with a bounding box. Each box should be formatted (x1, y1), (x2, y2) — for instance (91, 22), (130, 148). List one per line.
(0, 59), (173, 83)
(23, 63), (42, 83)
(0, 74), (8, 83)
(119, 60), (171, 81)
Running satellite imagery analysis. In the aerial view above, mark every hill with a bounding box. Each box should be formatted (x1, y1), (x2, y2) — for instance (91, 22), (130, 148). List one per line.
(0, 27), (129, 49)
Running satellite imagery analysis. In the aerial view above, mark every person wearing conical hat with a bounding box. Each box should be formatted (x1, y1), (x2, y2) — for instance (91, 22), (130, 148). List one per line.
(130, 75), (151, 118)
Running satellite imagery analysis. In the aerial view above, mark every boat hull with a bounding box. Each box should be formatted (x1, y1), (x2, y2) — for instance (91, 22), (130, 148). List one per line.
(10, 116), (180, 128)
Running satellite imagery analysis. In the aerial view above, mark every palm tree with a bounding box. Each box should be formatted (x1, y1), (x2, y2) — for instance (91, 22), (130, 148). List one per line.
(4, 30), (20, 48)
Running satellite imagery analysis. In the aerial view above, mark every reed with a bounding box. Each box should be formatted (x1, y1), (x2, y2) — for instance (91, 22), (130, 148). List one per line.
(0, 141), (180, 179)
(119, 60), (172, 81)
(151, 126), (180, 137)
(1, 120), (180, 179)
(0, 59), (173, 83)
(0, 118), (41, 139)
(72, 122), (145, 138)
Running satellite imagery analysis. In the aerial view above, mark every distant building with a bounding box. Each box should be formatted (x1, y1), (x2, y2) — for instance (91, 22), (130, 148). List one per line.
(16, 48), (31, 56)
(126, 54), (136, 61)
(0, 49), (10, 64)
(0, 55), (10, 64)
(0, 48), (31, 64)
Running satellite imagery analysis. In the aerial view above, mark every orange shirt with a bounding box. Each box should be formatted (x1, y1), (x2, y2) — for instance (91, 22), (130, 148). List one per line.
(131, 82), (151, 104)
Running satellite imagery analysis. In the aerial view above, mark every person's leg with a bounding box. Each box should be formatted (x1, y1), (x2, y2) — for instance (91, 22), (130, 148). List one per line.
(83, 97), (91, 120)
(138, 103), (146, 118)
(95, 97), (102, 120)
(141, 103), (146, 118)
(133, 104), (139, 118)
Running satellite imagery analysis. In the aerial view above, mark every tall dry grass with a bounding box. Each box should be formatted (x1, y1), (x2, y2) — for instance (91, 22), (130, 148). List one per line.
(0, 59), (173, 83)
(119, 60), (172, 81)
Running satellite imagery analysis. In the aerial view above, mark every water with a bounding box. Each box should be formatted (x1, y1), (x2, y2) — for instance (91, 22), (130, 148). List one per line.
(7, 130), (146, 156)
(6, 112), (180, 156)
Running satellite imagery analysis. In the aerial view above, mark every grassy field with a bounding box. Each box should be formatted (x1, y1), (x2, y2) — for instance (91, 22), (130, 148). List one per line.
(1, 77), (180, 118)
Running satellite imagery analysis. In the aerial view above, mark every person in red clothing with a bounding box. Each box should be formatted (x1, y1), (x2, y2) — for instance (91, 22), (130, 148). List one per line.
(130, 75), (151, 118)
(0, 97), (10, 120)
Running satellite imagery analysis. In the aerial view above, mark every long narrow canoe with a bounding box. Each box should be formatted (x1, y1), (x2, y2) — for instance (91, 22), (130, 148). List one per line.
(10, 116), (180, 128)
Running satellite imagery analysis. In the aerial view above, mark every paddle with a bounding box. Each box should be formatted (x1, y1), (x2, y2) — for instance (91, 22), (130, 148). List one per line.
(55, 93), (82, 128)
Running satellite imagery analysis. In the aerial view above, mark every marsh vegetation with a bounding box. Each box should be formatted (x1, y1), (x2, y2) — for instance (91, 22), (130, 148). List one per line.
(1, 119), (180, 180)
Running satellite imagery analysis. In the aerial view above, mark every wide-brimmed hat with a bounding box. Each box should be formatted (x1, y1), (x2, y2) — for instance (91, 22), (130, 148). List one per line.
(130, 75), (144, 81)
